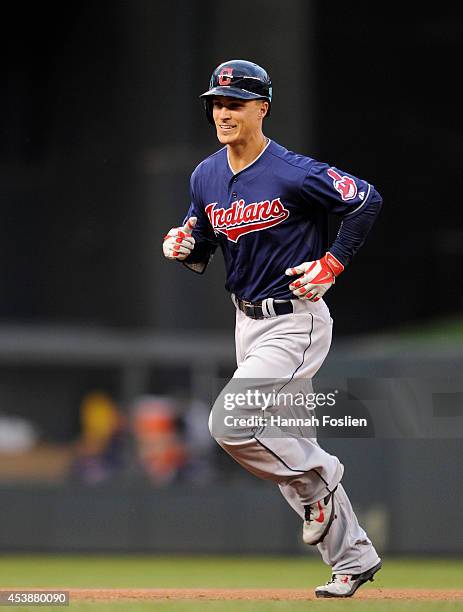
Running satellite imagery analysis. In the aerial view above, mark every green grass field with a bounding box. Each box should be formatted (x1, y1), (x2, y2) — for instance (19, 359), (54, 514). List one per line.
(0, 555), (462, 611)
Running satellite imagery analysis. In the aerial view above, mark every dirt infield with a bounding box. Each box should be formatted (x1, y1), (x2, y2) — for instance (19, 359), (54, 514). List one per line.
(67, 588), (463, 601)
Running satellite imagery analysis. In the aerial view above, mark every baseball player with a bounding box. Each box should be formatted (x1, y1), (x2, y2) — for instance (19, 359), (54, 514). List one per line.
(163, 60), (383, 598)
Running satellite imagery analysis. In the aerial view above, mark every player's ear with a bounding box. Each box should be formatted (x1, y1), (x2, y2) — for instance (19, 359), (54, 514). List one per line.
(258, 100), (269, 119)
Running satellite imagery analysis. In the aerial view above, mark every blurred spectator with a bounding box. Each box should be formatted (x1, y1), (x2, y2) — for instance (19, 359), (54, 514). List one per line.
(132, 396), (187, 486)
(0, 413), (72, 482)
(71, 391), (127, 484)
(0, 414), (38, 452)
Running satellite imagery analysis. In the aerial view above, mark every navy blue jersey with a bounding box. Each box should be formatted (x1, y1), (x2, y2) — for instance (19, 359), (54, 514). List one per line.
(183, 140), (382, 303)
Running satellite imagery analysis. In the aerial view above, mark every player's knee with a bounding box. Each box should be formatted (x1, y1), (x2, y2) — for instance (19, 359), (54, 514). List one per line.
(208, 399), (252, 444)
(207, 404), (226, 442)
(207, 403), (228, 442)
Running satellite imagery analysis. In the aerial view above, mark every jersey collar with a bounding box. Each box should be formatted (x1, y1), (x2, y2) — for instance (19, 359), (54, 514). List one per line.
(227, 138), (272, 176)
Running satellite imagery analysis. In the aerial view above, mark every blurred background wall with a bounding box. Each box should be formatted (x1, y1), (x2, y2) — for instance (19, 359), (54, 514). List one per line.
(0, 1), (462, 555)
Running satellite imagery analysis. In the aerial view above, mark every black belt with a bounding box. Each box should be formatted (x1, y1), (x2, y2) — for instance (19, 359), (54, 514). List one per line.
(235, 296), (293, 320)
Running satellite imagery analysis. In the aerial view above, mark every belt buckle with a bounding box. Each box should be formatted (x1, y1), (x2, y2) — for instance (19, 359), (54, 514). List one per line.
(243, 300), (263, 320)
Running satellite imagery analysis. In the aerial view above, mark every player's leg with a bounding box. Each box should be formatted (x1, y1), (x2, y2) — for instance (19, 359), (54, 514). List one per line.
(210, 298), (343, 506)
(210, 297), (380, 594)
(280, 481), (380, 572)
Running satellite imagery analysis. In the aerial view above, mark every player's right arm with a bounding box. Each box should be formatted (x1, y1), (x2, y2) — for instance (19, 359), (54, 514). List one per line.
(162, 167), (219, 273)
(163, 217), (197, 261)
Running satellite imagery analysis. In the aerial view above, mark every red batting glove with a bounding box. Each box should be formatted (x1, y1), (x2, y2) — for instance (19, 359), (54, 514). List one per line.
(285, 252), (345, 301)
(162, 217), (197, 260)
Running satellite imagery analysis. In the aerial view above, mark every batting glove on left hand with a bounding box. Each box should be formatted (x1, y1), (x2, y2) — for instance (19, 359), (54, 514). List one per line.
(285, 252), (344, 302)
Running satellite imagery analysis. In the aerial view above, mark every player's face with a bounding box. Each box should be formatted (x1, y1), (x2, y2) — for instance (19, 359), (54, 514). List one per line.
(212, 97), (268, 145)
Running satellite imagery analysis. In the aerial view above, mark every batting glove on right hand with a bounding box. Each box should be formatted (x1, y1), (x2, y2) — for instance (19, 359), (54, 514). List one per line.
(285, 252), (344, 302)
(163, 217), (197, 261)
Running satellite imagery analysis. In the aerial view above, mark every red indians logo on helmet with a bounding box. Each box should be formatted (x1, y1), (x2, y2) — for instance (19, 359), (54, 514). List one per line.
(218, 67), (234, 86)
(205, 198), (289, 243)
(327, 168), (358, 201)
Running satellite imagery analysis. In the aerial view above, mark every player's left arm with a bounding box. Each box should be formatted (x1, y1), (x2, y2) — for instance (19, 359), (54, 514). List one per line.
(286, 162), (383, 301)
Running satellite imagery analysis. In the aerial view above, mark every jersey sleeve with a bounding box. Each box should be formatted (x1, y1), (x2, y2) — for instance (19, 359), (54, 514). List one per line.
(182, 171), (219, 274)
(301, 160), (372, 217)
(301, 160), (383, 266)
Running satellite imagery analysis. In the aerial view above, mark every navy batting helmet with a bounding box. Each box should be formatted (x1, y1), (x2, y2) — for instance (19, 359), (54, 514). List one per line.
(200, 59), (272, 124)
